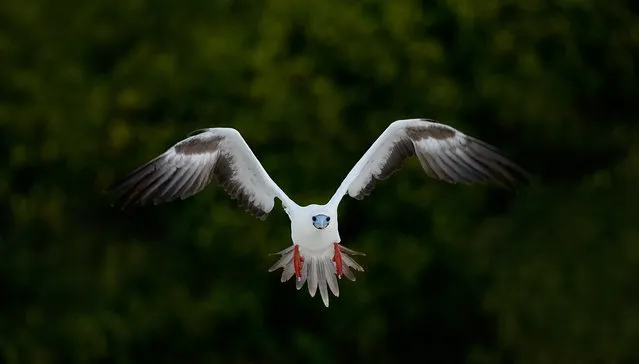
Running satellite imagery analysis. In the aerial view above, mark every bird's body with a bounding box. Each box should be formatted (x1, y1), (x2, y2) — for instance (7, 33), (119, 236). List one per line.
(109, 119), (528, 306)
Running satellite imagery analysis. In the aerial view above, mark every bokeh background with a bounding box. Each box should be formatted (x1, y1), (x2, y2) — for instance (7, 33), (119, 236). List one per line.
(2, 0), (638, 363)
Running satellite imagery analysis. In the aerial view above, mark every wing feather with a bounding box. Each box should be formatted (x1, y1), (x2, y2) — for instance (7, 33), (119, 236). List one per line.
(108, 128), (297, 219)
(328, 119), (528, 207)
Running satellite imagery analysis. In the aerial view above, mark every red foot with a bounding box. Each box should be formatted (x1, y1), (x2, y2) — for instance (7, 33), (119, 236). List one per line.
(333, 243), (343, 278)
(293, 245), (304, 280)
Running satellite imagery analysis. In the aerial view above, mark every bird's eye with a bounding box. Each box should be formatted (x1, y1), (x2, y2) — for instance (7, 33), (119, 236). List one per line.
(312, 216), (317, 222)
(326, 217), (331, 221)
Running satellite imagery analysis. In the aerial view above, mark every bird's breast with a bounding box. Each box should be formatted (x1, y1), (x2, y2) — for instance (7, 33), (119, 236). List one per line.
(291, 223), (340, 253)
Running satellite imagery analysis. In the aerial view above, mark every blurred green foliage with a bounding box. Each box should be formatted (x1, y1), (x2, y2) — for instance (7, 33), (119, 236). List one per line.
(1, 0), (638, 363)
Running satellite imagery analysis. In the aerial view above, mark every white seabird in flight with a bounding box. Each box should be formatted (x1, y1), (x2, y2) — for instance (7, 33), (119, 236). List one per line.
(108, 119), (528, 307)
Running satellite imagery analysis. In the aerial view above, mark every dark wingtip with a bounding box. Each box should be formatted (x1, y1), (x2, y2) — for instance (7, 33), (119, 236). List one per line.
(106, 181), (145, 210)
(498, 166), (531, 192)
(463, 137), (531, 192)
(512, 170), (533, 192)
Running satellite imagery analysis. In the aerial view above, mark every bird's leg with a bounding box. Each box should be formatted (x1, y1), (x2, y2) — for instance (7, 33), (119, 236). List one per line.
(332, 242), (343, 278)
(293, 244), (304, 280)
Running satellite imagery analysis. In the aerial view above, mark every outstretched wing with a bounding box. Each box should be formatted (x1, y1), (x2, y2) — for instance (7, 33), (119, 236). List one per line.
(328, 119), (529, 207)
(108, 128), (297, 219)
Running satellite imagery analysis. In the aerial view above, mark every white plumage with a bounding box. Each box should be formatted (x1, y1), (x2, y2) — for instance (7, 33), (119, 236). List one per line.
(109, 119), (528, 307)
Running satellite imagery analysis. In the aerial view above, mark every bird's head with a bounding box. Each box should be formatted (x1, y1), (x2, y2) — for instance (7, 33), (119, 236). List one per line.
(292, 204), (337, 237)
(311, 214), (331, 230)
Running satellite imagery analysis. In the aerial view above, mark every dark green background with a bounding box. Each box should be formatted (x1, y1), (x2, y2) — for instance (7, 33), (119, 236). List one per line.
(2, 0), (638, 363)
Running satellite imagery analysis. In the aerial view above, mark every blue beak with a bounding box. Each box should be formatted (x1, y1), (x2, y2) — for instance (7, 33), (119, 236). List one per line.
(312, 214), (331, 230)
